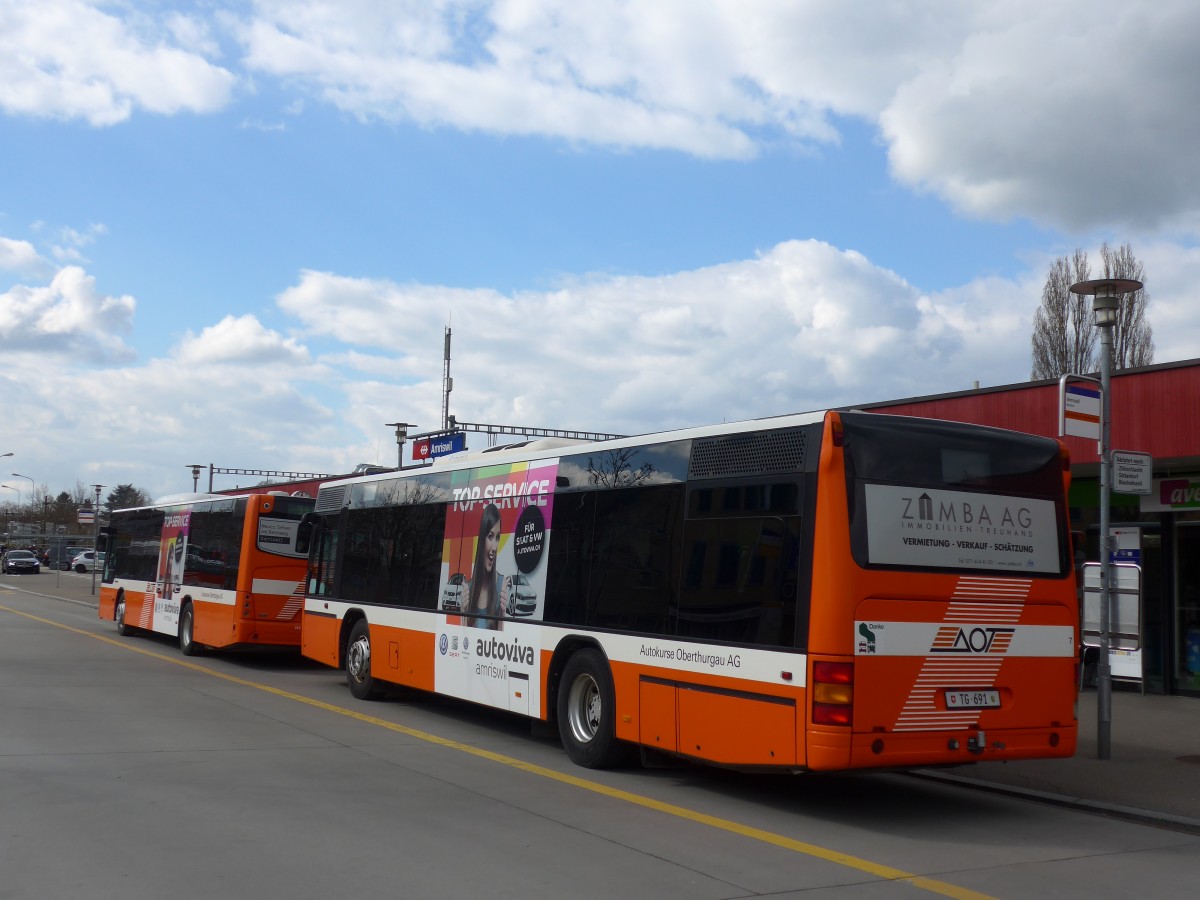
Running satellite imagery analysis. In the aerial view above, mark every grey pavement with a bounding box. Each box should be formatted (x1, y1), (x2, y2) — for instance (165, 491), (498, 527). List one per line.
(5, 570), (1199, 832)
(917, 688), (1200, 832)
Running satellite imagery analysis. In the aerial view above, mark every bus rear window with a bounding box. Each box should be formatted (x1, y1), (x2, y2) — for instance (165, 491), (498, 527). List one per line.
(841, 413), (1063, 496)
(840, 413), (1069, 576)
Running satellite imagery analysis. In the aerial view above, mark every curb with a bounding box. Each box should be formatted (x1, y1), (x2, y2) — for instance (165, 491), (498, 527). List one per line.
(909, 769), (1200, 834)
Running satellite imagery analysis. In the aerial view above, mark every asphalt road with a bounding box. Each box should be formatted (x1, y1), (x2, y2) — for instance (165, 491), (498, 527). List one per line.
(2, 574), (1198, 900)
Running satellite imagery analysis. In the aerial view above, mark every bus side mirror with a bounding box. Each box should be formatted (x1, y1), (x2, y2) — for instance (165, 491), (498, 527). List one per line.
(295, 513), (319, 556)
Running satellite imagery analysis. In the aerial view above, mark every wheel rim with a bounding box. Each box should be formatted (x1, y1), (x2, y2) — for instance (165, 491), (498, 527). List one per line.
(181, 609), (192, 646)
(347, 636), (370, 685)
(115, 600), (125, 629)
(565, 673), (601, 744)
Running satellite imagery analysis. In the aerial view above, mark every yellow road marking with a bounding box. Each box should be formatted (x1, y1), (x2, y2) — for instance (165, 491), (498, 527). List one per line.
(0, 603), (994, 899)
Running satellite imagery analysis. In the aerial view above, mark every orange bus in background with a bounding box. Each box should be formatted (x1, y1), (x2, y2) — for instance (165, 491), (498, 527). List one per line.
(99, 492), (314, 655)
(298, 410), (1079, 771)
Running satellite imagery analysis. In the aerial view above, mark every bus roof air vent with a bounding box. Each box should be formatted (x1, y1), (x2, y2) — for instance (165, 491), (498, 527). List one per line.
(314, 484), (349, 514)
(689, 428), (807, 480)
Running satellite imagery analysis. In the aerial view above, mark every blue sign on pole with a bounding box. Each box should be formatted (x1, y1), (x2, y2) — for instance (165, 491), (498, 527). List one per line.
(428, 432), (466, 458)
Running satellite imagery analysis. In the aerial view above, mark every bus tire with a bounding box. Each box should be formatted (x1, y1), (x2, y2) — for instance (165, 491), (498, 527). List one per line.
(346, 619), (384, 701)
(557, 649), (631, 769)
(179, 603), (203, 656)
(115, 595), (130, 636)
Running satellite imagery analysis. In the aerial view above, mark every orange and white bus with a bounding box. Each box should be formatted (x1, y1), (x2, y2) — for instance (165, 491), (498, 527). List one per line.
(298, 410), (1079, 771)
(98, 492), (314, 655)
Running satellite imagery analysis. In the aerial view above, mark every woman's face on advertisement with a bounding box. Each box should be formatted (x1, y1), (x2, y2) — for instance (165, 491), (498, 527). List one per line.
(484, 521), (500, 572)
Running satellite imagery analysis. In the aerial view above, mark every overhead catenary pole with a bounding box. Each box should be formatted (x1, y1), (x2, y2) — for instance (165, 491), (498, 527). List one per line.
(1069, 276), (1142, 760)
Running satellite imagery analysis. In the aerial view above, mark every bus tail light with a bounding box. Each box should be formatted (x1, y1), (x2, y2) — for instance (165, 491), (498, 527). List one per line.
(812, 661), (853, 726)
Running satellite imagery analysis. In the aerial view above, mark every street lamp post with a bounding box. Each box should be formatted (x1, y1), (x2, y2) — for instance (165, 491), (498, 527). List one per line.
(12, 474), (36, 551)
(186, 464), (205, 492)
(90, 484), (105, 595)
(1069, 276), (1142, 761)
(385, 422), (416, 469)
(12, 473), (34, 505)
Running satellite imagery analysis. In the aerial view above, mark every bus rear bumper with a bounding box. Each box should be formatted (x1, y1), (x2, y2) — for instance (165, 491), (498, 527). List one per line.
(229, 619), (302, 648)
(808, 724), (1078, 771)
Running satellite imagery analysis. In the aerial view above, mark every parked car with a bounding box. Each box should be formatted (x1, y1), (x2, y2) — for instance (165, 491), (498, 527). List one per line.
(4, 549), (41, 575)
(72, 550), (105, 573)
(47, 546), (87, 571)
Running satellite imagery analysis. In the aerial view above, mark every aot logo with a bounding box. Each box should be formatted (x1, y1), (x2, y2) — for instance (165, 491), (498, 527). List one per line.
(930, 626), (1016, 654)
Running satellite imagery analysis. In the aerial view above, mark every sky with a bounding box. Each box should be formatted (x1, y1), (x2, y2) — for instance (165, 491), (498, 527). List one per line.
(3, 0), (1200, 503)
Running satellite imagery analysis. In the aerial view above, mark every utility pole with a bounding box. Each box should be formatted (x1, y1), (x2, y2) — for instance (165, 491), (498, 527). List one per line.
(442, 326), (452, 431)
(90, 484), (105, 596)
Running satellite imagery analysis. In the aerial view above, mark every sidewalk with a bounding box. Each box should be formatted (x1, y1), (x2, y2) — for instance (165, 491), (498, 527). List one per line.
(5, 573), (1199, 829)
(919, 689), (1200, 831)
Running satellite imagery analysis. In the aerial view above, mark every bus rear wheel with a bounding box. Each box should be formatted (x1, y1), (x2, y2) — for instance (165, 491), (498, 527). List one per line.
(345, 619), (384, 701)
(179, 603), (203, 656)
(557, 649), (631, 768)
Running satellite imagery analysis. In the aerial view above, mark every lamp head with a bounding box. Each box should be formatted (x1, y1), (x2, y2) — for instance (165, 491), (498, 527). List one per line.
(1068, 277), (1143, 331)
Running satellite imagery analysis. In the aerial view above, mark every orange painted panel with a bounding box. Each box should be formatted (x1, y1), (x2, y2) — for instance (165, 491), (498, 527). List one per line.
(301, 613), (340, 668)
(638, 680), (678, 753)
(677, 687), (797, 766)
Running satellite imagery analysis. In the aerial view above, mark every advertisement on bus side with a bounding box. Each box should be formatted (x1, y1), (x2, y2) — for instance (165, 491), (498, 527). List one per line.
(435, 459), (558, 713)
(153, 509), (190, 633)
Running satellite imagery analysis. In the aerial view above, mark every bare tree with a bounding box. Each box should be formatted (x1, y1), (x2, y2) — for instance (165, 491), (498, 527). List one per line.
(1100, 241), (1154, 370)
(1031, 243), (1153, 379)
(1031, 249), (1095, 379)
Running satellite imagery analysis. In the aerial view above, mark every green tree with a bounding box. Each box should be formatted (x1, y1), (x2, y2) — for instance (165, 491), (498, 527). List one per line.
(104, 484), (152, 512)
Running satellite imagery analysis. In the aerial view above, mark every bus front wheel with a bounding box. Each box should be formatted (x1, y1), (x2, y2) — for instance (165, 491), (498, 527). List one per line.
(557, 649), (631, 769)
(346, 619), (384, 701)
(179, 603), (203, 656)
(115, 596), (130, 636)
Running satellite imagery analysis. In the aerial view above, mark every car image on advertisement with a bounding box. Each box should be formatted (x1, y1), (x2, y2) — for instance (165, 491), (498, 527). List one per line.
(3, 549), (41, 574)
(505, 573), (538, 617)
(441, 573), (465, 612)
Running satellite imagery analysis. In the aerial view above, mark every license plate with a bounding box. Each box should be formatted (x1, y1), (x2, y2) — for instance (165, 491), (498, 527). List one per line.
(945, 689), (1000, 709)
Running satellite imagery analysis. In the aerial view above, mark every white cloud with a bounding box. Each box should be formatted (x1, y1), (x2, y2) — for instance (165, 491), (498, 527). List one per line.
(3, 237), (1198, 499)
(0, 265), (135, 361)
(6, 2), (1197, 231)
(0, 237), (46, 273)
(0, 0), (236, 125)
(880, 1), (1200, 231)
(275, 240), (1050, 435)
(176, 314), (312, 366)
(228, 1), (1200, 232)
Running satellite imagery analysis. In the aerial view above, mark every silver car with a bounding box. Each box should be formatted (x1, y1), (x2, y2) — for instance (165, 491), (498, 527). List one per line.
(505, 573), (538, 617)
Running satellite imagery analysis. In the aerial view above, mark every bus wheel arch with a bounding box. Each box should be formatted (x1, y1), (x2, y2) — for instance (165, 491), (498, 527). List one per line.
(554, 644), (633, 769)
(179, 600), (204, 656)
(345, 617), (384, 701)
